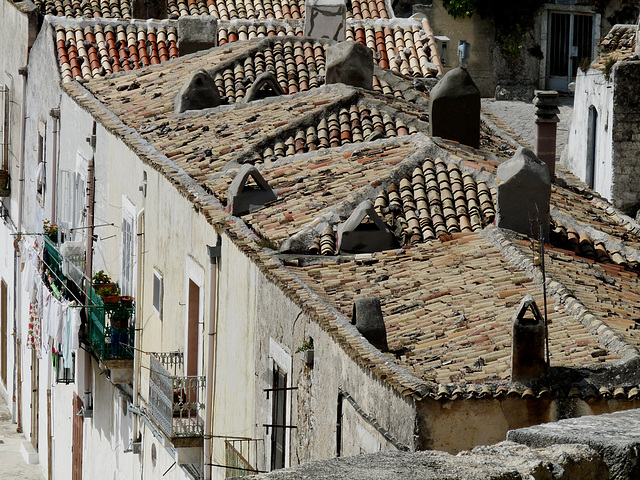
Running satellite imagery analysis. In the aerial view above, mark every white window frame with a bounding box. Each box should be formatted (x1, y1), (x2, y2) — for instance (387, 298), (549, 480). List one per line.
(152, 268), (164, 319)
(121, 196), (135, 296)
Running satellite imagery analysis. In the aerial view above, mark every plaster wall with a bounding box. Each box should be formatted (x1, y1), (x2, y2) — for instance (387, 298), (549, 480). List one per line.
(210, 237), (257, 480)
(0, 0), (39, 415)
(562, 68), (614, 199)
(426, 1), (497, 97)
(0, 0), (38, 220)
(418, 395), (640, 454)
(250, 267), (416, 473)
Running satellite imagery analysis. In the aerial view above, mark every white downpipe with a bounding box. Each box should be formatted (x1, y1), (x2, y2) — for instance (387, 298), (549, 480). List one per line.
(49, 109), (59, 223)
(204, 240), (220, 480)
(133, 209), (144, 439)
(14, 66), (28, 428)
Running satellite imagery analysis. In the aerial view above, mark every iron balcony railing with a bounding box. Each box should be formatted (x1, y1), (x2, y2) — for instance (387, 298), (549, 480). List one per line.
(224, 439), (260, 477)
(149, 351), (205, 439)
(87, 287), (135, 361)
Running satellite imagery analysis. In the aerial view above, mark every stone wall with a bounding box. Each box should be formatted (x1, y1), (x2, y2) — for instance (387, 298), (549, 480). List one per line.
(611, 60), (640, 216)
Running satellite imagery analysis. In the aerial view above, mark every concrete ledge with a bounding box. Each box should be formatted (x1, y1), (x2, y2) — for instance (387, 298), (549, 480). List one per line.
(508, 408), (640, 480)
(238, 441), (606, 479)
(20, 441), (39, 465)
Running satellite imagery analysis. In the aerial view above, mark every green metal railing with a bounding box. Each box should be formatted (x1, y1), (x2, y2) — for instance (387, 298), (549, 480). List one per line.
(43, 236), (64, 283)
(87, 287), (135, 361)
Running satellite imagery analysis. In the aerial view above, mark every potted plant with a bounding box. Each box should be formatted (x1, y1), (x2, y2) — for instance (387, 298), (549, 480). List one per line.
(43, 219), (61, 243)
(296, 339), (314, 366)
(92, 270), (119, 299)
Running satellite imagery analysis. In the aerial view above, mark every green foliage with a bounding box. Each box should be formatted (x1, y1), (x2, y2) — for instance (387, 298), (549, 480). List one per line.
(603, 58), (616, 82)
(92, 270), (112, 285)
(296, 339), (314, 353)
(442, 0), (476, 19)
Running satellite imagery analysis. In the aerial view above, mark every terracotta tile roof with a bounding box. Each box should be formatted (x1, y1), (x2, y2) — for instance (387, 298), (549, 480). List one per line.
(289, 233), (622, 386)
(235, 141), (418, 242)
(35, 0), (388, 21)
(217, 22), (303, 44)
(219, 24), (439, 80)
(165, 0), (389, 19)
(210, 36), (430, 103)
(55, 22), (178, 82)
(600, 24), (636, 53)
(592, 24), (637, 70)
(345, 23), (436, 77)
(373, 158), (495, 244)
(35, 0), (132, 18)
(64, 34), (640, 402)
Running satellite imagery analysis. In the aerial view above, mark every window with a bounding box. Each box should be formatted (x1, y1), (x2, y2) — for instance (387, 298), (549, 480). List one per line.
(58, 168), (86, 240)
(270, 364), (287, 470)
(152, 269), (163, 319)
(267, 339), (292, 471)
(121, 206), (134, 296)
(36, 122), (46, 203)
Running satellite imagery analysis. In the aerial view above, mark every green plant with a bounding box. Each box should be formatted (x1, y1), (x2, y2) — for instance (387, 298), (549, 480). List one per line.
(604, 58), (616, 82)
(43, 219), (58, 236)
(296, 339), (314, 353)
(92, 270), (112, 285)
(579, 57), (592, 73)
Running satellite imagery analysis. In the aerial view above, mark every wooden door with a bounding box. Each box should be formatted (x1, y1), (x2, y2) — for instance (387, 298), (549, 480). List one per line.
(72, 393), (84, 480)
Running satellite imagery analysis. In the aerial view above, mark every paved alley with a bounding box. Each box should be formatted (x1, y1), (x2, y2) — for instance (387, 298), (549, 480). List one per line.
(0, 394), (45, 480)
(482, 96), (575, 158)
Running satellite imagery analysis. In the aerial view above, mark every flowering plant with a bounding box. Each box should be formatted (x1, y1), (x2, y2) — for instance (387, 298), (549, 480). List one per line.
(43, 219), (58, 236)
(92, 270), (112, 285)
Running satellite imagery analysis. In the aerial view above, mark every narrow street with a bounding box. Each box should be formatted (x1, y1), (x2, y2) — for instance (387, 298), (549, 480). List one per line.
(0, 393), (45, 480)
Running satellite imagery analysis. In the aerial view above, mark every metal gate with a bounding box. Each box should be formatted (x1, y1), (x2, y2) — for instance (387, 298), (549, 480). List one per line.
(547, 12), (594, 91)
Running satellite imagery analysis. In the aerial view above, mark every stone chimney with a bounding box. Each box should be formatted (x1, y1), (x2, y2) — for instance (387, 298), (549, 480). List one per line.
(511, 295), (548, 383)
(533, 90), (560, 179)
(304, 0), (346, 41)
(177, 16), (218, 56)
(174, 69), (222, 113)
(337, 200), (393, 253)
(352, 297), (388, 352)
(429, 67), (480, 149)
(227, 164), (277, 215)
(326, 41), (373, 90)
(496, 147), (551, 241)
(132, 0), (168, 19)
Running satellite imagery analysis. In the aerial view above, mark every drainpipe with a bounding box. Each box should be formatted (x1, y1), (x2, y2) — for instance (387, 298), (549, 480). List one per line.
(204, 239), (221, 480)
(84, 122), (96, 283)
(13, 65), (28, 429)
(82, 123), (97, 412)
(133, 209), (145, 440)
(49, 108), (60, 223)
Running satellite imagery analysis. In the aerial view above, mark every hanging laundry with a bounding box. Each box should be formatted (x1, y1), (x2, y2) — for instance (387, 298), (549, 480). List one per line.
(62, 306), (81, 368)
(26, 301), (42, 358)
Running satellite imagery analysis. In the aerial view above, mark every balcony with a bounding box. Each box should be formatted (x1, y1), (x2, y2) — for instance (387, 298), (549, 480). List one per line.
(149, 351), (205, 448)
(87, 288), (135, 384)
